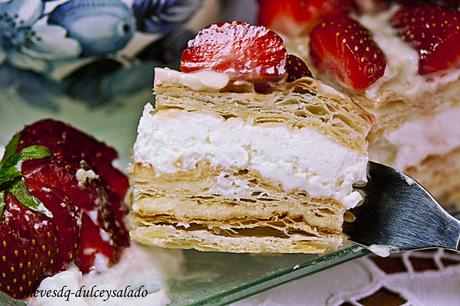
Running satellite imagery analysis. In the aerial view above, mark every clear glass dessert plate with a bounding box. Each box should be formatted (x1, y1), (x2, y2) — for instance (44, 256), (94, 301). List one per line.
(167, 244), (368, 305)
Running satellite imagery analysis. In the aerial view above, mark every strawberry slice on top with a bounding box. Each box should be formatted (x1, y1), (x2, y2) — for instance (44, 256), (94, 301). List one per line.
(391, 6), (460, 75)
(309, 15), (387, 91)
(180, 21), (288, 81)
(257, 0), (355, 37)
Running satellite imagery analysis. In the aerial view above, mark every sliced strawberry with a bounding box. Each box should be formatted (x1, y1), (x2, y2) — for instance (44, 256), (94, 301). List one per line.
(257, 0), (355, 37)
(0, 120), (129, 298)
(21, 158), (127, 274)
(309, 15), (386, 91)
(18, 120), (130, 273)
(75, 213), (115, 273)
(391, 6), (460, 75)
(286, 54), (313, 82)
(180, 21), (287, 81)
(0, 193), (59, 299)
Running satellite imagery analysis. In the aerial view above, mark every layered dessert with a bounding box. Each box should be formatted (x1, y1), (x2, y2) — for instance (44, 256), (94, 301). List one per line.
(258, 0), (460, 206)
(130, 22), (373, 253)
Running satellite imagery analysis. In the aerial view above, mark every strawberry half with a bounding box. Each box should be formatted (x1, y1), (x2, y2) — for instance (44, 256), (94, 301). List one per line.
(257, 0), (355, 37)
(286, 54), (313, 82)
(309, 15), (387, 91)
(180, 21), (287, 81)
(391, 6), (460, 75)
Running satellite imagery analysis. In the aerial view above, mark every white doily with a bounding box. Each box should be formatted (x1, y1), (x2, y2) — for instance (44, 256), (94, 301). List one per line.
(235, 250), (460, 306)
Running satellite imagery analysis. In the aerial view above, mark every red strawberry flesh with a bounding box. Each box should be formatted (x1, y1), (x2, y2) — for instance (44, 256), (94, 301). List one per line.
(180, 21), (287, 81)
(17, 119), (129, 199)
(75, 213), (115, 273)
(257, 0), (355, 37)
(309, 15), (387, 90)
(391, 6), (460, 75)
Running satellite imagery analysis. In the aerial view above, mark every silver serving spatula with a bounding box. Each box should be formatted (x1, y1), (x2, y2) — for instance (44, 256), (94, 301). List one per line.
(343, 162), (460, 253)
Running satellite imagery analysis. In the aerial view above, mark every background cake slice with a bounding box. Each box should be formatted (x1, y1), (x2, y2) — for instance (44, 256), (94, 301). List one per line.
(129, 22), (373, 253)
(271, 1), (460, 207)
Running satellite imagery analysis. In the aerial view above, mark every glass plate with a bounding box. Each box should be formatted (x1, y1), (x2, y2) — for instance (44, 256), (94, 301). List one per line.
(168, 245), (369, 305)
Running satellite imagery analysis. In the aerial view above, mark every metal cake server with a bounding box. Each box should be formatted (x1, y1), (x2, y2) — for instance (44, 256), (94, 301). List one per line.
(343, 161), (460, 253)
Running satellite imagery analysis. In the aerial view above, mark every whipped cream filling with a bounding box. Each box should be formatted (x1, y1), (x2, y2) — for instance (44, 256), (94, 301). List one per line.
(370, 106), (460, 170)
(356, 6), (460, 103)
(154, 67), (230, 91)
(134, 104), (368, 209)
(28, 243), (183, 306)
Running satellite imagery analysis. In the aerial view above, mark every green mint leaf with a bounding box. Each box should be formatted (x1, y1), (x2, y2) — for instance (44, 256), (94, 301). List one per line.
(0, 134), (20, 168)
(0, 291), (26, 306)
(10, 180), (53, 218)
(18, 145), (51, 161)
(0, 137), (52, 218)
(0, 191), (4, 217)
(2, 145), (51, 170)
(0, 166), (21, 187)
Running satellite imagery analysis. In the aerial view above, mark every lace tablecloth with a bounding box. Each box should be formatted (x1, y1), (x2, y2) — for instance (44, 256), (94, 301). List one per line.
(236, 250), (460, 306)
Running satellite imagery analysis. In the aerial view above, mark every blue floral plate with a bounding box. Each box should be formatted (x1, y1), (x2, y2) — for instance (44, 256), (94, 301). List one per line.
(0, 0), (224, 161)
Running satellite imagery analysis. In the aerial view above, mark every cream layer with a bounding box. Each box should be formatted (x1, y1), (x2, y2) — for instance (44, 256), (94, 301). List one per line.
(370, 106), (460, 169)
(134, 104), (368, 209)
